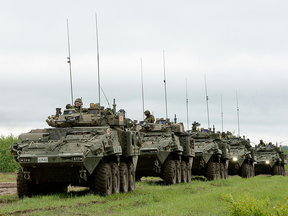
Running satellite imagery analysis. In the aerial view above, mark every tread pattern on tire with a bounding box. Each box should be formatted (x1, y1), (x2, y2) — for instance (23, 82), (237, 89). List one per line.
(206, 161), (219, 181)
(175, 160), (181, 184)
(17, 167), (31, 198)
(109, 163), (120, 194)
(119, 162), (128, 193)
(127, 162), (135, 192)
(163, 160), (176, 185)
(94, 163), (112, 196)
(241, 163), (250, 178)
(180, 161), (187, 183)
(272, 165), (279, 176)
(186, 161), (191, 183)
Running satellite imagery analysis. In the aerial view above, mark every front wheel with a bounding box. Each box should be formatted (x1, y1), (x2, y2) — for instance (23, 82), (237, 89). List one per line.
(94, 163), (112, 196)
(163, 160), (176, 185)
(175, 160), (181, 184)
(180, 161), (187, 183)
(17, 167), (31, 199)
(241, 163), (250, 178)
(127, 162), (135, 192)
(186, 161), (191, 183)
(119, 162), (129, 193)
(109, 163), (120, 194)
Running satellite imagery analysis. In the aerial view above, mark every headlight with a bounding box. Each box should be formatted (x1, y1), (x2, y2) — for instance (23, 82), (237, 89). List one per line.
(265, 160), (270, 164)
(232, 157), (238, 161)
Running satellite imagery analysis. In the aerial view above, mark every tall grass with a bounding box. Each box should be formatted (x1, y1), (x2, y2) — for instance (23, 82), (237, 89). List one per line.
(0, 134), (19, 172)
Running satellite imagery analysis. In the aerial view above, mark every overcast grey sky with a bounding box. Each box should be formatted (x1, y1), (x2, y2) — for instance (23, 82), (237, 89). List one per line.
(1, 0), (288, 146)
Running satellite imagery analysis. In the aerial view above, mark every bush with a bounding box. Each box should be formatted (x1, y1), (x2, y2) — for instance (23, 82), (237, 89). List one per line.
(0, 134), (19, 172)
(223, 193), (288, 216)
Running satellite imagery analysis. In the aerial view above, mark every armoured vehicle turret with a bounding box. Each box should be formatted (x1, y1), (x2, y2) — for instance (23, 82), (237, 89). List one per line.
(188, 121), (230, 180)
(10, 99), (140, 198)
(220, 132), (256, 178)
(135, 117), (194, 184)
(255, 141), (287, 176)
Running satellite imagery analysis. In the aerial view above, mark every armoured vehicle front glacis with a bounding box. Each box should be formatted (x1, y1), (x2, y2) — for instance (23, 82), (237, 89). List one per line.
(188, 122), (230, 180)
(221, 132), (256, 178)
(135, 118), (194, 184)
(255, 141), (287, 176)
(10, 99), (140, 198)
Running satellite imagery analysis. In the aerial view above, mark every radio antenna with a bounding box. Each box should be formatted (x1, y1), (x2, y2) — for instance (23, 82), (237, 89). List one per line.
(236, 91), (240, 136)
(163, 50), (168, 119)
(66, 19), (74, 104)
(204, 74), (210, 129)
(186, 78), (189, 130)
(95, 13), (101, 105)
(141, 58), (145, 119)
(221, 94), (224, 132)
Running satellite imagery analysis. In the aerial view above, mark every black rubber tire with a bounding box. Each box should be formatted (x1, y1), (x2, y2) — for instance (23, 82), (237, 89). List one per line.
(250, 165), (255, 177)
(163, 160), (176, 185)
(119, 162), (129, 193)
(272, 165), (279, 176)
(186, 161), (191, 183)
(127, 162), (135, 192)
(282, 166), (286, 176)
(206, 161), (219, 181)
(223, 163), (228, 179)
(241, 163), (250, 178)
(220, 163), (225, 179)
(180, 161), (187, 183)
(175, 160), (181, 184)
(17, 167), (31, 198)
(109, 163), (120, 194)
(94, 163), (112, 196)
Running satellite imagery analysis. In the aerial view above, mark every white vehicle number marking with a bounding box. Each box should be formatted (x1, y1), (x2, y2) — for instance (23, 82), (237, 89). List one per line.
(38, 157), (48, 163)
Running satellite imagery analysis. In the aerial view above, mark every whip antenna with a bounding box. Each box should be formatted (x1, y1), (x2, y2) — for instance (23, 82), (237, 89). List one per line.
(95, 13), (101, 105)
(66, 19), (74, 104)
(204, 74), (210, 128)
(221, 94), (224, 132)
(236, 91), (240, 136)
(186, 78), (189, 130)
(163, 51), (168, 119)
(141, 58), (145, 119)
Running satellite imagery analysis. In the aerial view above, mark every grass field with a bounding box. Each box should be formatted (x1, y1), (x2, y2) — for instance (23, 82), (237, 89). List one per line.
(0, 174), (287, 215)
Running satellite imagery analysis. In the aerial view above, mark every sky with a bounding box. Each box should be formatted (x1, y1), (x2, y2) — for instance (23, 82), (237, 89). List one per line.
(1, 0), (288, 146)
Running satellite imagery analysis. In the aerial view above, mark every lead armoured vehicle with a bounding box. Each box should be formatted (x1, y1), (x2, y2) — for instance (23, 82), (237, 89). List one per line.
(222, 132), (256, 178)
(10, 99), (140, 198)
(188, 122), (230, 180)
(255, 141), (287, 176)
(135, 117), (194, 184)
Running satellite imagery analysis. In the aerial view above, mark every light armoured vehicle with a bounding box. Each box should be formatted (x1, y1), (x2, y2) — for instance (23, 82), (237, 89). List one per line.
(255, 142), (287, 176)
(135, 117), (195, 184)
(222, 132), (256, 178)
(10, 99), (140, 198)
(188, 122), (230, 180)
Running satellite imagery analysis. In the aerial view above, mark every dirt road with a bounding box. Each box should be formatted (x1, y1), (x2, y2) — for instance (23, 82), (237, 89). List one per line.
(0, 182), (17, 196)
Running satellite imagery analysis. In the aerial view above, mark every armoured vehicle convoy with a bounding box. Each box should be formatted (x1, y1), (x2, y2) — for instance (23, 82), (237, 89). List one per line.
(10, 99), (140, 198)
(135, 117), (195, 184)
(255, 141), (287, 176)
(221, 132), (256, 178)
(188, 122), (230, 180)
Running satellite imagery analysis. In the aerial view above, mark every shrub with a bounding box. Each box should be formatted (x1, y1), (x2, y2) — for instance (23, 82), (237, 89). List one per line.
(0, 134), (19, 172)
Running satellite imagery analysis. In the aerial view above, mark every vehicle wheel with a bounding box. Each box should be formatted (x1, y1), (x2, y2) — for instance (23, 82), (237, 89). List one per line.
(272, 165), (279, 175)
(206, 161), (219, 181)
(175, 160), (181, 184)
(282, 166), (286, 176)
(186, 161), (191, 183)
(94, 163), (112, 196)
(163, 160), (176, 185)
(109, 163), (120, 194)
(17, 167), (31, 198)
(241, 163), (250, 178)
(180, 161), (187, 183)
(220, 163), (225, 179)
(119, 162), (129, 193)
(127, 162), (135, 192)
(223, 163), (228, 179)
(250, 165), (255, 177)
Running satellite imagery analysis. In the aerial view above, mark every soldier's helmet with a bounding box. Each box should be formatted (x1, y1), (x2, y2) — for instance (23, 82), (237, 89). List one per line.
(144, 110), (150, 115)
(74, 98), (83, 107)
(66, 104), (72, 109)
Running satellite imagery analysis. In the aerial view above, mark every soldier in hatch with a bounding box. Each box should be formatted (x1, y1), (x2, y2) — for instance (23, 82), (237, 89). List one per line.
(258, 139), (265, 147)
(144, 110), (155, 123)
(66, 98), (86, 113)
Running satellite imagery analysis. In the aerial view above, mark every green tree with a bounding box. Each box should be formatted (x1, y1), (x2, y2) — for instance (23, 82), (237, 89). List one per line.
(0, 134), (19, 172)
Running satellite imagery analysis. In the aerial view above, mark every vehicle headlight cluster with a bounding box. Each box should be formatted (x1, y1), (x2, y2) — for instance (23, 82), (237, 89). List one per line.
(265, 160), (270, 164)
(232, 157), (238, 161)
